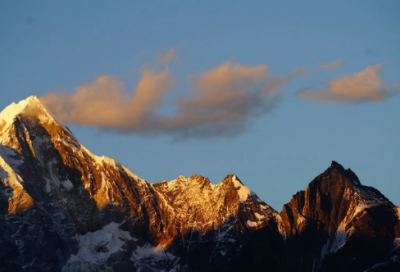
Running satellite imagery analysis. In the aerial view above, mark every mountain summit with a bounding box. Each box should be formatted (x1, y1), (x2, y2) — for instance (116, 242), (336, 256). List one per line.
(0, 96), (399, 272)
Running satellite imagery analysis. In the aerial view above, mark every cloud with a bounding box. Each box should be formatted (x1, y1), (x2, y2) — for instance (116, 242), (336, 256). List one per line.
(320, 59), (344, 71)
(168, 62), (272, 137)
(157, 45), (182, 65)
(291, 65), (306, 76)
(298, 64), (399, 104)
(40, 49), (302, 139)
(41, 65), (175, 130)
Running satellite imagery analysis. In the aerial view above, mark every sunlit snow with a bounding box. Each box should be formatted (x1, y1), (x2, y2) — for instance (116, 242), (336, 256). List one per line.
(232, 175), (252, 202)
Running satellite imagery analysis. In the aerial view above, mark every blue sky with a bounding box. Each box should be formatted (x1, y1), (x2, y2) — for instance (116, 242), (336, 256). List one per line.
(1, 1), (399, 210)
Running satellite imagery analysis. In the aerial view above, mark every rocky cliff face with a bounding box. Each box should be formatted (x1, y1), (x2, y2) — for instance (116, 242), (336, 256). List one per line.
(279, 161), (398, 272)
(0, 96), (398, 272)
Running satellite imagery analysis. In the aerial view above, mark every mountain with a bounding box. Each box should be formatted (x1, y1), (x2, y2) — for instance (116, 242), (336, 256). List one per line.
(280, 161), (398, 272)
(0, 96), (399, 272)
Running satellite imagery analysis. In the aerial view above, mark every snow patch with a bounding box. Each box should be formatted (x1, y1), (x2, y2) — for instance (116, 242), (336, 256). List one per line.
(61, 179), (74, 190)
(45, 180), (51, 193)
(131, 243), (174, 261)
(296, 214), (306, 226)
(274, 214), (287, 239)
(0, 146), (34, 214)
(330, 230), (348, 252)
(327, 185), (388, 254)
(232, 175), (252, 202)
(65, 222), (132, 265)
(246, 220), (259, 227)
(254, 213), (265, 220)
(0, 145), (24, 167)
(63, 222), (176, 271)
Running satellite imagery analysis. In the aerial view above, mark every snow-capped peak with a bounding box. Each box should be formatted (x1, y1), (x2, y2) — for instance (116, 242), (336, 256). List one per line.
(0, 96), (39, 124)
(0, 95), (68, 133)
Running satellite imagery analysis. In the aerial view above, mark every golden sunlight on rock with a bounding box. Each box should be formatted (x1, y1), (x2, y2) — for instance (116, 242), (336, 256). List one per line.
(8, 185), (34, 215)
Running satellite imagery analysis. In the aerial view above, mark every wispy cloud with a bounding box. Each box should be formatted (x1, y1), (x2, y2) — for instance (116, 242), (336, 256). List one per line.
(320, 59), (344, 72)
(157, 45), (182, 64)
(42, 48), (397, 138)
(170, 62), (273, 138)
(298, 64), (399, 104)
(41, 64), (175, 130)
(40, 48), (303, 139)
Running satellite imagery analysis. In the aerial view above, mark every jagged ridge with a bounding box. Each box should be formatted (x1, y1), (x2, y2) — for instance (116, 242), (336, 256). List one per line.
(0, 96), (398, 272)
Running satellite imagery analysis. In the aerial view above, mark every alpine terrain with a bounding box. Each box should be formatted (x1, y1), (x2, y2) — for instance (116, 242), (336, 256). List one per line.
(0, 96), (399, 272)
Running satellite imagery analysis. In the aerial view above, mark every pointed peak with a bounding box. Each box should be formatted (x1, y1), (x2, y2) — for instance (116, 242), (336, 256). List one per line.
(0, 96), (39, 127)
(222, 174), (243, 185)
(232, 174), (244, 185)
(1, 95), (45, 121)
(25, 95), (41, 104)
(315, 161), (361, 187)
(0, 95), (71, 136)
(280, 162), (364, 208)
(226, 174), (255, 202)
(330, 160), (344, 170)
